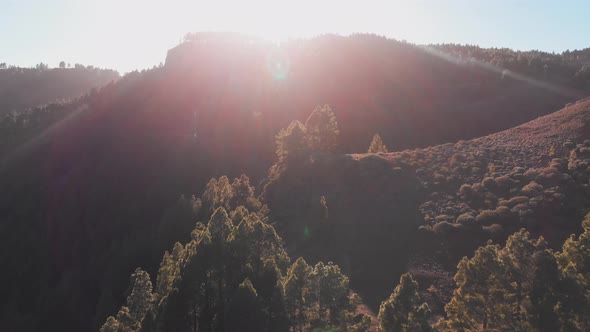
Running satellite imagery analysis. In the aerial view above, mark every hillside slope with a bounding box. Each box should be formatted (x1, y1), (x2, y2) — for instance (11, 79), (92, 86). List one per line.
(0, 66), (119, 114)
(1, 34), (590, 331)
(265, 98), (590, 314)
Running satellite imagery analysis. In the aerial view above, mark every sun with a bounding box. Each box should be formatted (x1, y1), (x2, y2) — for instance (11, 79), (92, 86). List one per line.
(88, 0), (363, 71)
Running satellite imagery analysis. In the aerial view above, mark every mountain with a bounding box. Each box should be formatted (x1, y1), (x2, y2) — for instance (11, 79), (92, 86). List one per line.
(1, 33), (590, 331)
(0, 65), (119, 114)
(263, 98), (590, 315)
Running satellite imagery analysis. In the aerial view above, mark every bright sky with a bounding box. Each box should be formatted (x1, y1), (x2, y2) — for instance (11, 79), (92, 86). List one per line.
(1, 0), (588, 73)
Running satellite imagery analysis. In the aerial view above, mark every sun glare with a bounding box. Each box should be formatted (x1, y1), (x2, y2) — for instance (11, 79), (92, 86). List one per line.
(65, 0), (417, 71)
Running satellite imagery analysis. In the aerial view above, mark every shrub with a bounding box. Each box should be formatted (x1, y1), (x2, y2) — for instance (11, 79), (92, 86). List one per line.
(456, 213), (476, 224)
(476, 206), (516, 226)
(511, 167), (525, 174)
(521, 181), (543, 196)
(523, 169), (540, 180)
(495, 206), (515, 222)
(482, 223), (504, 237)
(495, 175), (515, 189)
(476, 209), (498, 226)
(432, 221), (457, 235)
(434, 215), (454, 223)
(499, 196), (529, 208)
(482, 177), (497, 190)
(459, 184), (477, 200)
(512, 204), (533, 219)
(563, 140), (576, 149)
(455, 213), (479, 231)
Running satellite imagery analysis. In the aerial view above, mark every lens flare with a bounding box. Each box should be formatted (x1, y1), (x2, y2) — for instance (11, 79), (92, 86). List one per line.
(267, 47), (290, 80)
(304, 226), (310, 237)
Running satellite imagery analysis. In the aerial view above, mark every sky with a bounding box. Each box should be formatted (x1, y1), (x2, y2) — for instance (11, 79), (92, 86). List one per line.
(1, 0), (589, 73)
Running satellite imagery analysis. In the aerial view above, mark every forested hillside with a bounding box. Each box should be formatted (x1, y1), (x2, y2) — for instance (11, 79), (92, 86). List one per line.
(0, 64), (119, 114)
(2, 33), (590, 331)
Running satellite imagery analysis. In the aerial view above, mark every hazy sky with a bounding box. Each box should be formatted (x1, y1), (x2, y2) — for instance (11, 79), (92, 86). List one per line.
(2, 0), (588, 73)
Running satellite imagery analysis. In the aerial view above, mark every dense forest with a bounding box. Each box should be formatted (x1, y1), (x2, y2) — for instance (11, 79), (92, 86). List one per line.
(2, 33), (590, 331)
(0, 63), (119, 114)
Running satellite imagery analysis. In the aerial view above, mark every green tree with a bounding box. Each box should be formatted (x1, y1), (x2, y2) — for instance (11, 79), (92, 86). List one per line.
(100, 316), (120, 332)
(368, 134), (388, 153)
(225, 279), (265, 332)
(229, 174), (262, 212)
(36, 62), (48, 70)
(202, 176), (233, 213)
(313, 261), (350, 326)
(568, 150), (578, 170)
(101, 268), (153, 332)
(154, 242), (184, 303)
(304, 105), (340, 152)
(319, 196), (329, 220)
(103, 188), (359, 332)
(201, 175), (262, 216)
(157, 196), (196, 252)
(437, 242), (509, 331)
(282, 257), (317, 332)
(529, 249), (561, 332)
(555, 214), (590, 330)
(378, 273), (430, 332)
(275, 120), (308, 163)
(499, 229), (548, 330)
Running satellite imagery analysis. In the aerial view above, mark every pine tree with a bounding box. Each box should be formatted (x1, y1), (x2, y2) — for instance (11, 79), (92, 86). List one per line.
(378, 273), (430, 332)
(499, 229), (548, 329)
(437, 242), (509, 331)
(229, 174), (261, 212)
(529, 249), (561, 332)
(568, 150), (578, 170)
(368, 133), (388, 153)
(555, 214), (590, 330)
(319, 196), (328, 220)
(304, 105), (340, 152)
(125, 269), (154, 326)
(282, 257), (317, 332)
(102, 189), (359, 332)
(155, 242), (183, 303)
(101, 269), (153, 332)
(313, 261), (350, 326)
(275, 120), (308, 163)
(225, 279), (264, 332)
(202, 176), (233, 213)
(100, 316), (120, 332)
(157, 196), (195, 252)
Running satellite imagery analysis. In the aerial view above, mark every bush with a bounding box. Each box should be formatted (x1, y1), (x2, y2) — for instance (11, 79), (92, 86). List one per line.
(498, 196), (529, 208)
(563, 140), (576, 149)
(521, 181), (543, 196)
(482, 177), (497, 190)
(456, 213), (476, 224)
(495, 175), (515, 189)
(512, 203), (533, 219)
(476, 209), (498, 226)
(523, 169), (540, 180)
(493, 206), (516, 224)
(434, 215), (454, 223)
(537, 167), (562, 185)
(482, 223), (504, 237)
(455, 213), (479, 231)
(432, 221), (457, 235)
(459, 184), (478, 201)
(475, 206), (516, 226)
(550, 159), (566, 171)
